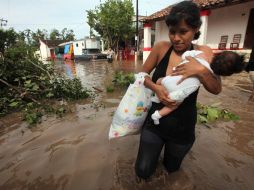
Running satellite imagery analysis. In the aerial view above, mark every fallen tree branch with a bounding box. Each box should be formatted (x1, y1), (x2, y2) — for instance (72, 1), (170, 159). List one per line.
(26, 59), (52, 79)
(92, 86), (103, 92)
(0, 78), (40, 104)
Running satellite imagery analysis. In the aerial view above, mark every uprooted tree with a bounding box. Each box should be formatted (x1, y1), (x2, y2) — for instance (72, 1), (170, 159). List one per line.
(86, 0), (135, 51)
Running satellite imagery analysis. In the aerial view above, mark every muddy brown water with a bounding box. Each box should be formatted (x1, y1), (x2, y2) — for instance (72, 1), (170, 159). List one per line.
(0, 60), (254, 190)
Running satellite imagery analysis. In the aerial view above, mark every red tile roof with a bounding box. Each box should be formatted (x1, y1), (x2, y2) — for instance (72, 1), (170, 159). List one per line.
(40, 40), (68, 48)
(143, 0), (251, 22)
(194, 0), (225, 8)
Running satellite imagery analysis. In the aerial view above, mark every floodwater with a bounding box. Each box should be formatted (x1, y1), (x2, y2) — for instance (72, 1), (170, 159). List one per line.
(0, 59), (254, 190)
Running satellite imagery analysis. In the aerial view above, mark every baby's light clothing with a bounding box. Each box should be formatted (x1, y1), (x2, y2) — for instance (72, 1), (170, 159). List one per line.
(151, 50), (213, 103)
(151, 110), (161, 125)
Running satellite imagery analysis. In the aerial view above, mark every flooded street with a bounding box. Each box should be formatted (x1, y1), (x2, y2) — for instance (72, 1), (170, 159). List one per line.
(0, 60), (254, 190)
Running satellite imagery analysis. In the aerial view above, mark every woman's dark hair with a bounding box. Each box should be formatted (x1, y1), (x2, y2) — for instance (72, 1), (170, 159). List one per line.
(165, 1), (202, 40)
(210, 51), (245, 76)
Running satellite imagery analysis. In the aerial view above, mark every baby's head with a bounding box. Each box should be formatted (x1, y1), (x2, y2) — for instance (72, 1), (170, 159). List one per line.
(210, 51), (245, 76)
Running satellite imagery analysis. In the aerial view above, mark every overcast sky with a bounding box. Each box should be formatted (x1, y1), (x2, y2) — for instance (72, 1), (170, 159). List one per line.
(0, 0), (181, 39)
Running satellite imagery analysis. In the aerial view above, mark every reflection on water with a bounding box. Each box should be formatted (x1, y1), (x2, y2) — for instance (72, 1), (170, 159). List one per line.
(58, 59), (143, 104)
(64, 59), (142, 89)
(64, 61), (77, 79)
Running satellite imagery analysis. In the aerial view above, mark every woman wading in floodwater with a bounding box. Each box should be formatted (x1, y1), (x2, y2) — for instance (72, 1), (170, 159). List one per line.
(135, 1), (222, 179)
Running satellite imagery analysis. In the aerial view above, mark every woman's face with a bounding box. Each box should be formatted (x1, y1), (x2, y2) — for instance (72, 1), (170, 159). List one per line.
(168, 19), (198, 53)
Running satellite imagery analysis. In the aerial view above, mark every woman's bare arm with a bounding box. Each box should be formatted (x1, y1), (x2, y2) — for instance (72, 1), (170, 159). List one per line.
(142, 42), (177, 106)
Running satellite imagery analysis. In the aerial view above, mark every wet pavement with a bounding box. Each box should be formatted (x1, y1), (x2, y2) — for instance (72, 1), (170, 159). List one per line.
(0, 60), (253, 190)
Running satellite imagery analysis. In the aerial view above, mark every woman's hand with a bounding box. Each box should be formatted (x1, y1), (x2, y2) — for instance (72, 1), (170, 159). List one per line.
(171, 56), (206, 84)
(154, 84), (177, 107)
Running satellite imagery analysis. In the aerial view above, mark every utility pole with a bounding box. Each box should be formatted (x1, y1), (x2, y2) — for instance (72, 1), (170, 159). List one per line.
(135, 0), (139, 61)
(135, 0), (139, 52)
(0, 18), (8, 28)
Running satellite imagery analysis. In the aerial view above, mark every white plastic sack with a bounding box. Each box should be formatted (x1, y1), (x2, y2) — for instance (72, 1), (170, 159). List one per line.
(109, 73), (152, 139)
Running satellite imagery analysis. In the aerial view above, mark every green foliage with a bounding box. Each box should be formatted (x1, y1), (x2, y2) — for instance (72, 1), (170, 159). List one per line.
(22, 102), (42, 125)
(31, 29), (49, 47)
(1, 27), (75, 49)
(112, 71), (134, 87)
(0, 28), (17, 54)
(0, 29), (89, 124)
(51, 77), (90, 100)
(60, 28), (75, 41)
(49, 29), (61, 40)
(197, 102), (240, 124)
(87, 0), (134, 49)
(22, 103), (68, 126)
(106, 85), (115, 93)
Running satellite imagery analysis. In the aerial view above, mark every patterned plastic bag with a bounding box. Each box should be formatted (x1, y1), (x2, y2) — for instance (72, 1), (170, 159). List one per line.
(109, 73), (152, 139)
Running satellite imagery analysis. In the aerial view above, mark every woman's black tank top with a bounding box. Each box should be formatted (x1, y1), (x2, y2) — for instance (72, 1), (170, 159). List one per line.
(144, 45), (198, 144)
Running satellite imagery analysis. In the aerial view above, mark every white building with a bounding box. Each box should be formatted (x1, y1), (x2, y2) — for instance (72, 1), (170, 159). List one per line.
(142, 0), (254, 62)
(39, 40), (51, 60)
(70, 37), (102, 56)
(39, 39), (66, 60)
(72, 39), (85, 56)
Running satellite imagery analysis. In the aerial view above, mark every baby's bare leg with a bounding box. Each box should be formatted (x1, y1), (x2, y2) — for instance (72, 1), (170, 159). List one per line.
(158, 105), (178, 117)
(151, 105), (179, 125)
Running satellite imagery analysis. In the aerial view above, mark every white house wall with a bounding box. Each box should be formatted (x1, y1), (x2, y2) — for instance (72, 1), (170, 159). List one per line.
(39, 42), (50, 60)
(73, 40), (85, 55)
(154, 20), (169, 43)
(206, 1), (254, 49)
(85, 38), (101, 49)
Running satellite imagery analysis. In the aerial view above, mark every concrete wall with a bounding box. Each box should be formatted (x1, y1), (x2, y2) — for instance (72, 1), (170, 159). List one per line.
(85, 38), (101, 49)
(39, 41), (50, 60)
(154, 20), (169, 44)
(206, 1), (254, 50)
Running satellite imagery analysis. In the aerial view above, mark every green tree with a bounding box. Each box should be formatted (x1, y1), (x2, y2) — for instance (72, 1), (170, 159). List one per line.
(31, 29), (48, 47)
(61, 28), (75, 41)
(23, 29), (33, 45)
(49, 29), (61, 40)
(86, 0), (134, 51)
(0, 28), (17, 54)
(17, 31), (26, 43)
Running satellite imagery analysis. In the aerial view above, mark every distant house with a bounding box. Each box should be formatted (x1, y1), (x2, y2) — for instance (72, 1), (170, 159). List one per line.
(72, 37), (101, 56)
(58, 37), (102, 60)
(142, 0), (254, 62)
(39, 39), (67, 60)
(73, 39), (85, 56)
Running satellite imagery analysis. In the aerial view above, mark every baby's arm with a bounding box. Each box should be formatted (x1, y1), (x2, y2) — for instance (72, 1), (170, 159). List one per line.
(150, 77), (165, 103)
